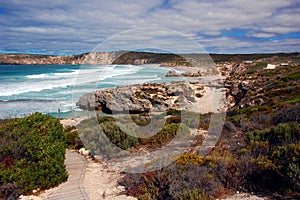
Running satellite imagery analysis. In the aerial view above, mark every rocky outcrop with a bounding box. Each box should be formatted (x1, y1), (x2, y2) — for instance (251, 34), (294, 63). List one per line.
(165, 70), (202, 77)
(76, 82), (204, 114)
(165, 70), (182, 77)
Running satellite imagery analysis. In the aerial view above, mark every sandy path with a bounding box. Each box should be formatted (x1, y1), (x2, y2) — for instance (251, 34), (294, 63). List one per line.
(83, 159), (136, 200)
(44, 150), (89, 200)
(20, 150), (136, 200)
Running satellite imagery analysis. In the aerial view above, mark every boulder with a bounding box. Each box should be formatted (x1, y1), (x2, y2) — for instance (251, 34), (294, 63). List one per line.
(76, 93), (98, 110)
(165, 70), (182, 77)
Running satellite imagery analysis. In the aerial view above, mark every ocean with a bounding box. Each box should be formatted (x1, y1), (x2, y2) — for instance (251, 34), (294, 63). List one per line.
(0, 64), (183, 119)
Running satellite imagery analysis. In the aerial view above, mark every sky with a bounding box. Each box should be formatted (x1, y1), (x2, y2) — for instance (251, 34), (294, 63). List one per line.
(0, 0), (299, 55)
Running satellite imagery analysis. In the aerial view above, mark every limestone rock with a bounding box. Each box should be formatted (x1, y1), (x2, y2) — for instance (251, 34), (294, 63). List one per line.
(77, 82), (203, 114)
(165, 70), (182, 77)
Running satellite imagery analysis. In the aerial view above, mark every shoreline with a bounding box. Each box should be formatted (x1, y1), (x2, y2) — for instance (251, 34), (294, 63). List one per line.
(0, 63), (189, 119)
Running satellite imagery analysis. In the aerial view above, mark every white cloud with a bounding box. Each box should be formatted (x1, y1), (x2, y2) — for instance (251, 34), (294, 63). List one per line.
(93, 27), (208, 53)
(0, 0), (299, 53)
(249, 32), (276, 38)
(261, 26), (299, 35)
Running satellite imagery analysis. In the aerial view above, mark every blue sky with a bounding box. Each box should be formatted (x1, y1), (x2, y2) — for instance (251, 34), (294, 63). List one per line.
(0, 0), (299, 55)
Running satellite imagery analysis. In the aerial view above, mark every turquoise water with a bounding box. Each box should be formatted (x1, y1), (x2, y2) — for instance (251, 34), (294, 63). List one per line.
(0, 64), (182, 118)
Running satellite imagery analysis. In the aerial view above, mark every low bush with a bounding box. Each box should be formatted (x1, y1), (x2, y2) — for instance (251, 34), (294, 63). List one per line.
(239, 122), (300, 194)
(79, 116), (191, 155)
(140, 123), (190, 148)
(166, 109), (182, 116)
(0, 113), (68, 194)
(120, 155), (231, 199)
(65, 129), (83, 149)
(272, 103), (300, 124)
(120, 121), (300, 199)
(100, 119), (140, 150)
(286, 94), (300, 104)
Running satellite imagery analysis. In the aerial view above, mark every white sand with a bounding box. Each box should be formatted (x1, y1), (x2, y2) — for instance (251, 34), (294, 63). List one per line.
(60, 116), (89, 128)
(83, 159), (136, 200)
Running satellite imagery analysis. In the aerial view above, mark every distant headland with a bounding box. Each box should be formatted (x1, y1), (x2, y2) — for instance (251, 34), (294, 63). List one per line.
(0, 51), (298, 65)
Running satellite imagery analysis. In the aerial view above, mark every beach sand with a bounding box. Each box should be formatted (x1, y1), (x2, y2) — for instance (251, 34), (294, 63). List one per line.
(83, 158), (136, 200)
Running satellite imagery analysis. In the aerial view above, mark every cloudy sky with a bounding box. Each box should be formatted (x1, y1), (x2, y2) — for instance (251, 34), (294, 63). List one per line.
(0, 0), (299, 54)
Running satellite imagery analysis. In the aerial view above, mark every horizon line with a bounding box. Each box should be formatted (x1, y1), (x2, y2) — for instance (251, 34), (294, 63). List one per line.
(0, 50), (299, 56)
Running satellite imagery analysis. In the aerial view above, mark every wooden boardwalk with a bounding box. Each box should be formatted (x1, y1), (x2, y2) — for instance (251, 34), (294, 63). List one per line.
(46, 150), (89, 200)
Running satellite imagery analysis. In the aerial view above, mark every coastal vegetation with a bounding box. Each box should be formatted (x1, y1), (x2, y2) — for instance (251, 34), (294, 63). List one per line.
(116, 56), (300, 199)
(118, 107), (300, 200)
(77, 113), (193, 158)
(0, 113), (68, 199)
(74, 106), (300, 199)
(0, 53), (299, 199)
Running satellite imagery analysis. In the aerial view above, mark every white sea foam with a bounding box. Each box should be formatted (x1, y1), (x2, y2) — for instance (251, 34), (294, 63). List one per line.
(26, 74), (50, 79)
(53, 70), (80, 76)
(0, 65), (144, 97)
(26, 69), (80, 79)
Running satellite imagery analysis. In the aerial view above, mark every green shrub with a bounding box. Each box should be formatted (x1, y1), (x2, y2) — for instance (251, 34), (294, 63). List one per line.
(78, 117), (139, 158)
(65, 129), (83, 149)
(282, 72), (300, 82)
(0, 113), (68, 194)
(176, 188), (210, 200)
(246, 70), (256, 74)
(242, 122), (300, 194)
(286, 94), (300, 104)
(97, 116), (115, 124)
(166, 109), (182, 116)
(246, 62), (267, 74)
(100, 119), (139, 150)
(78, 116), (191, 158)
(140, 123), (190, 147)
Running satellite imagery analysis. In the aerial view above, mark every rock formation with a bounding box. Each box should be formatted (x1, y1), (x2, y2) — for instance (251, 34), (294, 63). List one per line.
(165, 70), (202, 77)
(76, 82), (204, 114)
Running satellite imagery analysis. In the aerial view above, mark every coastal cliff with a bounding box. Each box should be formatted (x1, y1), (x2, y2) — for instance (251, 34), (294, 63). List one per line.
(0, 53), (86, 65)
(1, 51), (298, 65)
(0, 52), (123, 65)
(0, 51), (187, 65)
